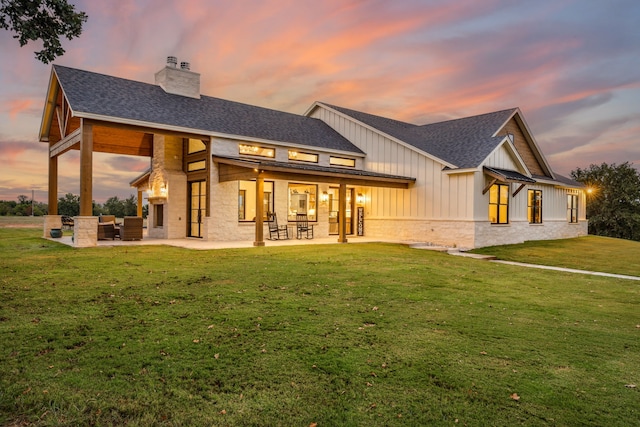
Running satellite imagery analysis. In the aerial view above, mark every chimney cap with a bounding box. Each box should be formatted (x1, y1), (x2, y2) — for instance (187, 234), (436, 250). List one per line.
(180, 61), (190, 71)
(167, 56), (177, 67)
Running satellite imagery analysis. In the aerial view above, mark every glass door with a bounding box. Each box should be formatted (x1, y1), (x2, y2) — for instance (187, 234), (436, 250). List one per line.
(328, 187), (354, 235)
(189, 181), (206, 238)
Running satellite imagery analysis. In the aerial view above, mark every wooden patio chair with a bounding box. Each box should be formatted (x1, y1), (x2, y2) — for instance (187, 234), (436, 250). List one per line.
(296, 213), (314, 239)
(267, 213), (289, 240)
(120, 216), (143, 241)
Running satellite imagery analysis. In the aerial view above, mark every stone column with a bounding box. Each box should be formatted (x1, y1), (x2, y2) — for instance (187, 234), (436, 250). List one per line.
(43, 215), (62, 238)
(73, 216), (98, 247)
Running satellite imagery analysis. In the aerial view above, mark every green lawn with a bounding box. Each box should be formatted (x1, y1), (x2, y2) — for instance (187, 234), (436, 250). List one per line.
(1, 228), (639, 426)
(471, 236), (640, 277)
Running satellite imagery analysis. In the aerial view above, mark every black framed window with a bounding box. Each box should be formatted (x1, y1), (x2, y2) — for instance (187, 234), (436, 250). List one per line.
(567, 194), (578, 223)
(528, 190), (542, 223)
(489, 184), (509, 224)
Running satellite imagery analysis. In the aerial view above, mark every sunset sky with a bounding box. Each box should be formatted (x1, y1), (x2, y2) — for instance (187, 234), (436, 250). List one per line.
(1, 0), (639, 203)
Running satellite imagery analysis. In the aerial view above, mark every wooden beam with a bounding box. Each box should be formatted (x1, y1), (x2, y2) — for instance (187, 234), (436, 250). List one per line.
(49, 128), (81, 157)
(218, 163), (259, 182)
(79, 120), (93, 216)
(338, 183), (347, 243)
(48, 154), (58, 214)
(253, 175), (265, 246)
(512, 183), (526, 197)
(87, 118), (209, 141)
(482, 178), (498, 195)
(215, 158), (412, 188)
(137, 189), (143, 217)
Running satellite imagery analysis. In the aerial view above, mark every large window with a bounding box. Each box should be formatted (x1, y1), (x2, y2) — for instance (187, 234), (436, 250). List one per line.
(238, 180), (274, 222)
(288, 183), (317, 221)
(489, 184), (509, 224)
(567, 194), (578, 223)
(528, 190), (542, 224)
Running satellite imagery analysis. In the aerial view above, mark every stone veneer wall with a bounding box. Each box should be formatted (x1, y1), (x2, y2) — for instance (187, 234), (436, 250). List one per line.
(147, 134), (187, 239)
(73, 216), (98, 247)
(43, 215), (62, 238)
(364, 217), (476, 249)
(474, 220), (588, 248)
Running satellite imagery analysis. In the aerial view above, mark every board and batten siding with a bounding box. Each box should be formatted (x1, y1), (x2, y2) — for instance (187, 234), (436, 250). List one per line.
(311, 106), (475, 221)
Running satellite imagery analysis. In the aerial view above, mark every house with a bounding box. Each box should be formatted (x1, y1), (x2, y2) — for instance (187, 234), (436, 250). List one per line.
(39, 58), (587, 248)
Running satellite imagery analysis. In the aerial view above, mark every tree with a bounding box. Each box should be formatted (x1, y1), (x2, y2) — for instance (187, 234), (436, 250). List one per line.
(571, 162), (640, 241)
(57, 192), (79, 216)
(0, 0), (87, 63)
(103, 196), (124, 218)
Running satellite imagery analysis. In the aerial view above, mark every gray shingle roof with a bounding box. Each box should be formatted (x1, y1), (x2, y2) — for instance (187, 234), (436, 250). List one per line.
(53, 65), (362, 154)
(322, 103), (517, 168)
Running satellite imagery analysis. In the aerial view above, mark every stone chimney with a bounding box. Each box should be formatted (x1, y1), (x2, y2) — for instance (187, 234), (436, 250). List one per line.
(155, 56), (200, 99)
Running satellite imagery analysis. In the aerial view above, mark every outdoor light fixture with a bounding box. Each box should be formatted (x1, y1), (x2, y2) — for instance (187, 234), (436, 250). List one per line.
(356, 193), (364, 204)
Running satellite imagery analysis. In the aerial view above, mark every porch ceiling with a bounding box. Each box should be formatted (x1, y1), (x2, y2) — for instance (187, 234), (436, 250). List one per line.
(214, 155), (415, 189)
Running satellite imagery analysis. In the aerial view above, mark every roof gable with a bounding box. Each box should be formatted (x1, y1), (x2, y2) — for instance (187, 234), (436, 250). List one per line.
(495, 115), (553, 178)
(48, 65), (362, 154)
(317, 103), (518, 169)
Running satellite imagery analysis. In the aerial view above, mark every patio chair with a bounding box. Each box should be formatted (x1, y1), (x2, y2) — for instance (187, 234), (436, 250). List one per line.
(120, 216), (143, 241)
(267, 213), (289, 240)
(61, 215), (74, 230)
(296, 213), (314, 239)
(97, 222), (116, 240)
(98, 214), (119, 239)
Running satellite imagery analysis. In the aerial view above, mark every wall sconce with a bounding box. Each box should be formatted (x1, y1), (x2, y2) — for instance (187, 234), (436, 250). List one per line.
(320, 191), (329, 206)
(160, 183), (168, 197)
(356, 193), (364, 204)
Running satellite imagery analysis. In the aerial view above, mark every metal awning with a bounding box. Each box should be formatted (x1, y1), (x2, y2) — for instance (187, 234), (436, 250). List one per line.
(483, 166), (536, 197)
(213, 155), (416, 189)
(483, 166), (536, 184)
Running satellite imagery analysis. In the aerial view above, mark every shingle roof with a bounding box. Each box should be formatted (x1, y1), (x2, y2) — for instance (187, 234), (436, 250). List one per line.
(321, 103), (517, 168)
(53, 65), (362, 154)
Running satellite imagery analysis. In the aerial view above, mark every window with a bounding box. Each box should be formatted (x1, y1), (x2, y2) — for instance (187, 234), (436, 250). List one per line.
(154, 204), (164, 228)
(288, 183), (317, 221)
(187, 160), (206, 172)
(567, 194), (578, 223)
(528, 190), (542, 223)
(289, 150), (318, 163)
(188, 138), (206, 154)
(238, 180), (274, 221)
(489, 184), (509, 224)
(238, 190), (246, 220)
(239, 144), (275, 158)
(330, 156), (355, 167)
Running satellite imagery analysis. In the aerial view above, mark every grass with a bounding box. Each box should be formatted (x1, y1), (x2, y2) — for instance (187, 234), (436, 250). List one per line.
(1, 226), (639, 426)
(471, 236), (640, 277)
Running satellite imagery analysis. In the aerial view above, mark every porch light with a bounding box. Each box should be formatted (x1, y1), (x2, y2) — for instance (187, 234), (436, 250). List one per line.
(321, 191), (329, 202)
(160, 183), (168, 197)
(356, 193), (364, 204)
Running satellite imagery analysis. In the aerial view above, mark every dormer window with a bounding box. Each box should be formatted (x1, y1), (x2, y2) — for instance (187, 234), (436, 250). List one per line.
(239, 144), (274, 158)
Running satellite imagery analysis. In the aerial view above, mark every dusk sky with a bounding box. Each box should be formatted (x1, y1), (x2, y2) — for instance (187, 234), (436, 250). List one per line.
(1, 0), (639, 203)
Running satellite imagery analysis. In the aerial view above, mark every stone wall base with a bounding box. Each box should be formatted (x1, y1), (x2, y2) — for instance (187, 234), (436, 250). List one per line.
(43, 215), (62, 238)
(73, 216), (98, 248)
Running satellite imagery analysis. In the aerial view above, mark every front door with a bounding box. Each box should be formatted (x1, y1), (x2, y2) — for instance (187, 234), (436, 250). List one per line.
(328, 187), (354, 235)
(189, 180), (206, 238)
